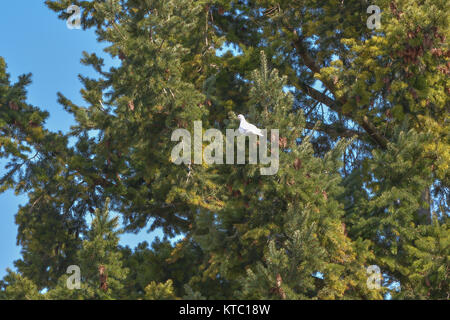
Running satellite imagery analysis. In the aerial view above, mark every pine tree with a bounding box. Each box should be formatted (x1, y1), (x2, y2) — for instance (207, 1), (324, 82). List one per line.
(144, 279), (178, 300)
(0, 57), (48, 193)
(0, 56), (87, 289)
(121, 237), (204, 299)
(0, 0), (447, 299)
(344, 128), (449, 299)
(401, 215), (449, 299)
(0, 269), (43, 300)
(46, 198), (128, 299)
(191, 53), (380, 299)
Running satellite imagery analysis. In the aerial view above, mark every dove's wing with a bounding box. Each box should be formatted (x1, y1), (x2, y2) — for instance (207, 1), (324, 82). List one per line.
(240, 120), (263, 136)
(246, 124), (263, 136)
(253, 128), (264, 136)
(238, 121), (247, 134)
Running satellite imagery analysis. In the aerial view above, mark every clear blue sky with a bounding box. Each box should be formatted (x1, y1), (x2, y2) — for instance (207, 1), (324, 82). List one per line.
(0, 1), (163, 279)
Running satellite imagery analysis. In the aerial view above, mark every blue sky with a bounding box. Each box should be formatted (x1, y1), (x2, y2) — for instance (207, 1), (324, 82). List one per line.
(0, 1), (163, 279)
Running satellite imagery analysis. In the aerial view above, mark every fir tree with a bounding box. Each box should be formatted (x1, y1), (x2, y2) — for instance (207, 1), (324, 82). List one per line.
(191, 53), (380, 299)
(0, 269), (43, 300)
(144, 279), (178, 300)
(46, 198), (128, 299)
(121, 238), (204, 299)
(0, 0), (447, 299)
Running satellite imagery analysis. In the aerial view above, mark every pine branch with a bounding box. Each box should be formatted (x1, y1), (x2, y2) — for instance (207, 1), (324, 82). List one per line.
(292, 35), (388, 149)
(305, 122), (360, 139)
(294, 81), (341, 113)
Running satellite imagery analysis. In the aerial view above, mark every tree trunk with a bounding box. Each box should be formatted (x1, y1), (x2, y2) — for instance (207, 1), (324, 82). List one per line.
(418, 188), (431, 224)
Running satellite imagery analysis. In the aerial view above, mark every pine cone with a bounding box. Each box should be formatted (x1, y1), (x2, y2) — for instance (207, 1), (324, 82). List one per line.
(293, 158), (302, 170)
(99, 265), (108, 292)
(128, 100), (135, 111)
(9, 101), (19, 110)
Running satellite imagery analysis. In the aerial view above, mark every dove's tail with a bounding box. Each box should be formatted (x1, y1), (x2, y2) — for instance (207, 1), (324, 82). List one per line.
(256, 130), (264, 137)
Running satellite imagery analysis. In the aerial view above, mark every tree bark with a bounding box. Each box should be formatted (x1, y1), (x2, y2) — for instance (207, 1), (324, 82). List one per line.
(418, 188), (431, 224)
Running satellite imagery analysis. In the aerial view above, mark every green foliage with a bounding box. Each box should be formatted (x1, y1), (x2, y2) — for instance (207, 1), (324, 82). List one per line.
(121, 238), (204, 299)
(144, 279), (178, 300)
(0, 269), (43, 300)
(1, 0), (448, 300)
(0, 57), (48, 192)
(191, 54), (381, 299)
(400, 215), (449, 299)
(45, 198), (128, 299)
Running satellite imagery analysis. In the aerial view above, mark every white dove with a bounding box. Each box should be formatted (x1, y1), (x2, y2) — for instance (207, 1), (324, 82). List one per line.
(237, 114), (264, 136)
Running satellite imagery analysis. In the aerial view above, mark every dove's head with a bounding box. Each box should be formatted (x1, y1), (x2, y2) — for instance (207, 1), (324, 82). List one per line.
(237, 114), (245, 121)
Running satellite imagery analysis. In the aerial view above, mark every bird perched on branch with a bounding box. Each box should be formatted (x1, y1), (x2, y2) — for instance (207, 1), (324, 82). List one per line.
(237, 114), (264, 136)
